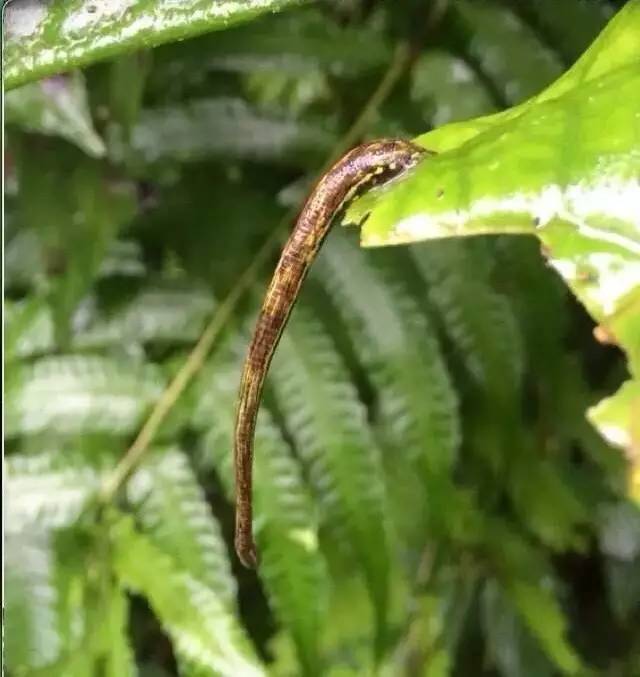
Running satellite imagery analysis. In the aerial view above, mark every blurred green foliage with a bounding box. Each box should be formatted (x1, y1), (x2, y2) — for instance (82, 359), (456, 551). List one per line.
(4, 1), (640, 676)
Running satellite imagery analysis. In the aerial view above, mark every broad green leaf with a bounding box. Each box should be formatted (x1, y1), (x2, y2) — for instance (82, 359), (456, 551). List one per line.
(4, 0), (308, 90)
(5, 355), (165, 437)
(5, 73), (105, 156)
(346, 0), (640, 461)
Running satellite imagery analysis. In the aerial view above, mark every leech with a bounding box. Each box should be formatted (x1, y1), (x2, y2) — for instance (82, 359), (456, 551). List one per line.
(234, 139), (429, 568)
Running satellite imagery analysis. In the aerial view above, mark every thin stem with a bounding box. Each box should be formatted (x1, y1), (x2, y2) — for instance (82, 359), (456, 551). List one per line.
(99, 41), (413, 504)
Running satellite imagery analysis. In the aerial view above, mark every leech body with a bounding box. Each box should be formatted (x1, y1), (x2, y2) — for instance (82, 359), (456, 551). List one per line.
(234, 139), (428, 568)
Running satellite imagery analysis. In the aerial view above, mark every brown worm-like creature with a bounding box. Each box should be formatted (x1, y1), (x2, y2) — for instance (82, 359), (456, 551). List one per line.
(234, 139), (429, 568)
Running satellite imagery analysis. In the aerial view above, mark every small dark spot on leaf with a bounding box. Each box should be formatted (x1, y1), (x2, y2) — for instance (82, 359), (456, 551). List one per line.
(532, 216), (540, 226)
(436, 189), (444, 199)
(357, 212), (371, 228)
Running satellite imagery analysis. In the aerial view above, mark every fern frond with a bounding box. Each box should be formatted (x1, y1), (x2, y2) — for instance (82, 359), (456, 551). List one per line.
(6, 450), (101, 531)
(452, 0), (562, 104)
(5, 296), (55, 361)
(411, 239), (523, 407)
(75, 282), (214, 349)
(110, 513), (265, 677)
(195, 341), (329, 676)
(270, 301), (392, 646)
(128, 97), (334, 168)
(5, 530), (61, 671)
(493, 236), (569, 417)
(411, 50), (496, 126)
(5, 355), (165, 437)
(507, 435), (587, 551)
(482, 517), (581, 673)
(128, 446), (237, 609)
(99, 588), (137, 677)
(314, 236), (460, 501)
(481, 578), (554, 677)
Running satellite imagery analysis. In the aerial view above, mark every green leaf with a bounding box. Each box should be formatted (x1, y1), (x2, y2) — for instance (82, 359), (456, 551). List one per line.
(410, 239), (523, 404)
(124, 97), (334, 168)
(5, 355), (165, 437)
(481, 579), (554, 677)
(346, 0), (640, 458)
(74, 282), (215, 349)
(270, 302), (392, 650)
(4, 228), (48, 292)
(14, 139), (137, 343)
(110, 513), (265, 676)
(6, 451), (101, 531)
(5, 73), (105, 156)
(5, 296), (56, 361)
(97, 587), (137, 677)
(411, 50), (496, 127)
(153, 8), (391, 81)
(507, 451), (587, 551)
(313, 236), (460, 529)
(4, 0), (308, 90)
(5, 531), (61, 672)
(128, 447), (237, 609)
(510, 0), (610, 64)
(195, 342), (329, 676)
(450, 0), (563, 104)
(506, 581), (582, 674)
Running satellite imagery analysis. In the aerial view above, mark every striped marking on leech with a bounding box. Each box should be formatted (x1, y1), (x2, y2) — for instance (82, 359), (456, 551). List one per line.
(233, 139), (428, 568)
